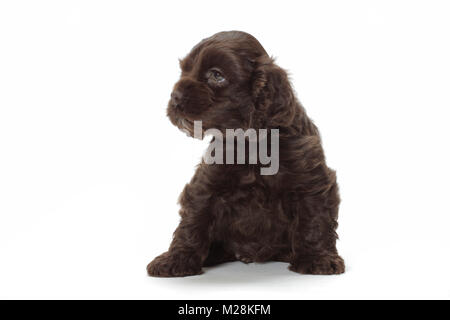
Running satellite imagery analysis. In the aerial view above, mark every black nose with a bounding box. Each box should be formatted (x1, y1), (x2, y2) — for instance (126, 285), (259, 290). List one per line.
(170, 90), (183, 110)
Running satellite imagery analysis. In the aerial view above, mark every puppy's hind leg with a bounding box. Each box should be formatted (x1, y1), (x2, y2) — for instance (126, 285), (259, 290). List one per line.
(288, 169), (345, 275)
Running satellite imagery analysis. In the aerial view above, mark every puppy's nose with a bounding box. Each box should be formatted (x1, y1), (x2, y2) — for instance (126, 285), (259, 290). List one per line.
(170, 90), (183, 110)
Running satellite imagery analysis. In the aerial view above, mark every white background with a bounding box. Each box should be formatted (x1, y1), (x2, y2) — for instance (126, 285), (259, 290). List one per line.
(1, 0), (449, 299)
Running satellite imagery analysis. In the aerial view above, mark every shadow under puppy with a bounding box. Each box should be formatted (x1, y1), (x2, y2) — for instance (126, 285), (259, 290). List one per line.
(148, 31), (344, 276)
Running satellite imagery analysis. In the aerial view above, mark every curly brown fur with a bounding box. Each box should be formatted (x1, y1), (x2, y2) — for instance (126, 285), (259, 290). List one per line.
(147, 31), (344, 277)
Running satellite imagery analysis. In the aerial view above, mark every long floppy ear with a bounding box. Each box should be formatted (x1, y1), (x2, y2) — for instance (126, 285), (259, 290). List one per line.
(251, 56), (297, 128)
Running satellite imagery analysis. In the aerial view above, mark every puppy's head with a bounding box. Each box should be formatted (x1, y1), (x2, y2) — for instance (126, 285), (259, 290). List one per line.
(167, 31), (296, 136)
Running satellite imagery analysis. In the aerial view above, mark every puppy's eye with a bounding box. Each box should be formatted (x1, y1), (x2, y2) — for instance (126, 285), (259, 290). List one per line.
(212, 70), (224, 82)
(206, 69), (226, 84)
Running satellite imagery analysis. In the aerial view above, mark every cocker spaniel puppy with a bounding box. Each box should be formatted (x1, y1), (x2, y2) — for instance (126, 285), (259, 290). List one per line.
(147, 31), (344, 276)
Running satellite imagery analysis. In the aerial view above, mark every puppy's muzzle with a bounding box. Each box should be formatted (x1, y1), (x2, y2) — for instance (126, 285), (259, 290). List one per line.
(170, 90), (184, 111)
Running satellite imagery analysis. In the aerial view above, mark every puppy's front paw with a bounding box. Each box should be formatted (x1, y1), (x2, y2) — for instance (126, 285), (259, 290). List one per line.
(289, 254), (345, 275)
(147, 251), (203, 277)
(236, 253), (253, 264)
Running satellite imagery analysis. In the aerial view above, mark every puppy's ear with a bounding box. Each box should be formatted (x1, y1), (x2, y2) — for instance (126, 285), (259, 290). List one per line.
(250, 56), (270, 101)
(251, 56), (297, 127)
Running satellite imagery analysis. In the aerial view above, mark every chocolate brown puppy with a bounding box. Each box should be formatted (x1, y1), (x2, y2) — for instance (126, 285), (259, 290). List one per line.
(147, 31), (344, 276)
